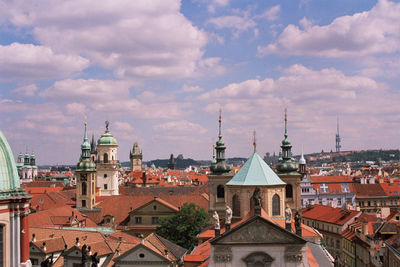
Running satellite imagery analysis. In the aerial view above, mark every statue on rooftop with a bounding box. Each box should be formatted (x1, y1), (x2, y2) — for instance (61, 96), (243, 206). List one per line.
(285, 205), (292, 224)
(225, 205), (232, 225)
(252, 187), (262, 207)
(213, 211), (220, 230)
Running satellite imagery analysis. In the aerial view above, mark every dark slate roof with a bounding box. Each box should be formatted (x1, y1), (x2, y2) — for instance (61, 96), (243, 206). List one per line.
(156, 234), (187, 259)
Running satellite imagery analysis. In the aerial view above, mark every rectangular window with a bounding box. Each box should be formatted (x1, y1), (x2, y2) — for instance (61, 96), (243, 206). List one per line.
(152, 217), (159, 224)
(336, 240), (340, 249)
(320, 183), (329, 193)
(104, 184), (108, 190)
(82, 200), (86, 207)
(135, 217), (142, 224)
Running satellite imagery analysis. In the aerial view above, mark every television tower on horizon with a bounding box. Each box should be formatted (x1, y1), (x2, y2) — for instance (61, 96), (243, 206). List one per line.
(336, 117), (341, 152)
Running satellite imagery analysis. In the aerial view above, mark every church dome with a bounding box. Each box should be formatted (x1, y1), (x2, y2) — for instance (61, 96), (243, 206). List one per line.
(98, 131), (118, 146)
(0, 131), (21, 191)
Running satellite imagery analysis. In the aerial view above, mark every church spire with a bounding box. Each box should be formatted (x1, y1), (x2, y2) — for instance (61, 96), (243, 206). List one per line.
(210, 109), (232, 174)
(276, 108), (298, 174)
(77, 120), (95, 171)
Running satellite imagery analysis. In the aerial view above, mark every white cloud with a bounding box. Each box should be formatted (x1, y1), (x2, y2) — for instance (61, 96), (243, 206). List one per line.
(207, 0), (229, 13)
(259, 0), (400, 57)
(2, 0), (215, 80)
(114, 121), (134, 132)
(40, 79), (131, 101)
(209, 15), (255, 31)
(0, 43), (89, 81)
(153, 120), (207, 135)
(255, 5), (280, 21)
(183, 84), (204, 93)
(65, 102), (86, 115)
(12, 84), (38, 97)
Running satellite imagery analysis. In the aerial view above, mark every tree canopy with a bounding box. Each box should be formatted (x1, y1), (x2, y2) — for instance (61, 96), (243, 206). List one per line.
(156, 202), (210, 250)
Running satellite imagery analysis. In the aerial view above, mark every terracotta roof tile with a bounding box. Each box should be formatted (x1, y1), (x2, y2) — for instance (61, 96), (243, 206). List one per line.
(302, 205), (360, 225)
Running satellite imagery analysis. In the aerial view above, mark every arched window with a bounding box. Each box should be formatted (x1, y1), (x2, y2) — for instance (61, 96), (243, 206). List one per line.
(272, 194), (280, 216)
(217, 185), (225, 199)
(103, 153), (108, 163)
(82, 182), (87, 196)
(104, 174), (107, 178)
(286, 184), (293, 198)
(91, 156), (95, 162)
(232, 194), (240, 217)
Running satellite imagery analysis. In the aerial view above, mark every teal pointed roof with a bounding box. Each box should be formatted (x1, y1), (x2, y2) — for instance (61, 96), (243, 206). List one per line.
(0, 131), (21, 191)
(227, 152), (285, 186)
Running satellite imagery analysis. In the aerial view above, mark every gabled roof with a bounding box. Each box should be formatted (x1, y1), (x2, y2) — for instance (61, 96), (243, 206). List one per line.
(227, 152), (285, 186)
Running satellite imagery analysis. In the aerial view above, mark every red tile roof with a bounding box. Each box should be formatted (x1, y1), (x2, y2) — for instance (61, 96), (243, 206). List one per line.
(352, 183), (386, 197)
(302, 205), (361, 225)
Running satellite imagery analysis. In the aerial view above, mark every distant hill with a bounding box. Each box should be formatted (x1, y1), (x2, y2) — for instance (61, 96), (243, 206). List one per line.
(305, 149), (400, 164)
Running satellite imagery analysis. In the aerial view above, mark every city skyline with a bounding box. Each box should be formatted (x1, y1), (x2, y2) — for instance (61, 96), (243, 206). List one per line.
(1, 0), (400, 164)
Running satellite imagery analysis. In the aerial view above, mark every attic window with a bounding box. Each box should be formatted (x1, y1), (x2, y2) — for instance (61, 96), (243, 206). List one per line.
(139, 253), (145, 258)
(153, 205), (157, 211)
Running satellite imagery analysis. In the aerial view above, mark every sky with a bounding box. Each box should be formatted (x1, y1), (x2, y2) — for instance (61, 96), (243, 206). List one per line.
(1, 0), (400, 165)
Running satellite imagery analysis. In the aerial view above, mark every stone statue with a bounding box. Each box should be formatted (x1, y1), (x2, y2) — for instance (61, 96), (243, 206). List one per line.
(91, 252), (100, 267)
(252, 187), (262, 207)
(105, 120), (109, 131)
(225, 205), (232, 224)
(82, 244), (89, 265)
(41, 253), (54, 267)
(295, 211), (301, 230)
(285, 205), (292, 224)
(213, 211), (220, 230)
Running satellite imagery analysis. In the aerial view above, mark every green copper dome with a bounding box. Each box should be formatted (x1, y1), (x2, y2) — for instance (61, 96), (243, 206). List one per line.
(97, 132), (118, 146)
(0, 131), (20, 191)
(0, 131), (30, 199)
(76, 160), (96, 171)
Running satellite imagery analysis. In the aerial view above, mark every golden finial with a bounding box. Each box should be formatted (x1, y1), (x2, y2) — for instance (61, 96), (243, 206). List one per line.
(284, 108), (287, 123)
(84, 115), (87, 127)
(253, 130), (256, 152)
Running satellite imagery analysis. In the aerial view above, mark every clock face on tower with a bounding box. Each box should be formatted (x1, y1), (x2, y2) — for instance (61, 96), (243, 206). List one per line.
(81, 174), (87, 182)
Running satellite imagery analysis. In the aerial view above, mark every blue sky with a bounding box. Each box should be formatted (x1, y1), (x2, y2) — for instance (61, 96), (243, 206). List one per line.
(1, 0), (400, 164)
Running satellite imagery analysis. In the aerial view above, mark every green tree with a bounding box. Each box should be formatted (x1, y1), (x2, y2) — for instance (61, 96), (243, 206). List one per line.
(156, 202), (210, 250)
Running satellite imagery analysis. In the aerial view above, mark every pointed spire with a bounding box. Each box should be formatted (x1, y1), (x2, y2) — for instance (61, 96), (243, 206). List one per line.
(253, 130), (257, 153)
(284, 108), (288, 138)
(276, 108), (298, 173)
(83, 118), (88, 142)
(210, 109), (231, 174)
(218, 108), (222, 140)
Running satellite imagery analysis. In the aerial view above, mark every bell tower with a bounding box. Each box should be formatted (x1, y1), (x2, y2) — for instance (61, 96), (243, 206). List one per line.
(208, 110), (233, 216)
(76, 121), (97, 209)
(130, 142), (143, 171)
(275, 109), (302, 211)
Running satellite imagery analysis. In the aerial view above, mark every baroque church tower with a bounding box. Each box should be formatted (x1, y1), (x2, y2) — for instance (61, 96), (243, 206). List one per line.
(208, 110), (233, 216)
(129, 142), (142, 171)
(275, 109), (302, 211)
(96, 121), (119, 196)
(76, 121), (97, 209)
